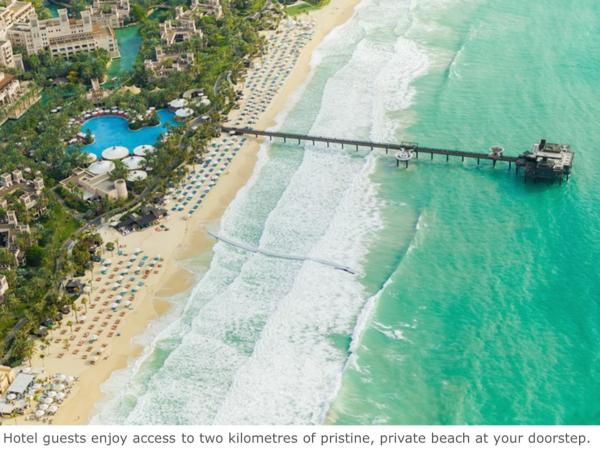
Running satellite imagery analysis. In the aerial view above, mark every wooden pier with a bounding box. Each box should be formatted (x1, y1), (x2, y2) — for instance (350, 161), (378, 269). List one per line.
(221, 127), (573, 183)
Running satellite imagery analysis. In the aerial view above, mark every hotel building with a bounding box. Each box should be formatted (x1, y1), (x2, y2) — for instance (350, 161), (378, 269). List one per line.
(7, 9), (120, 59)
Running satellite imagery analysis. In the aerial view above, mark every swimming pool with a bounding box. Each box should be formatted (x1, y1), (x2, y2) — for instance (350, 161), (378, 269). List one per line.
(81, 109), (179, 158)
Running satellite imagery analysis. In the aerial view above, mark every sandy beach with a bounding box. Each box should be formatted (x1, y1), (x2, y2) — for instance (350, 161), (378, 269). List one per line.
(25, 0), (359, 425)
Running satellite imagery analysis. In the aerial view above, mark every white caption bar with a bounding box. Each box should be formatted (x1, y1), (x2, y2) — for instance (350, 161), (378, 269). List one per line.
(0, 426), (596, 450)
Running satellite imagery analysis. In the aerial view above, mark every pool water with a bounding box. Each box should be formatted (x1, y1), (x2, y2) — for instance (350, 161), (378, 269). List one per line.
(81, 109), (179, 158)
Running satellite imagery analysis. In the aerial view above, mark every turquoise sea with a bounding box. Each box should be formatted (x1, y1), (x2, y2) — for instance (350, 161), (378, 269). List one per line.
(92, 0), (599, 424)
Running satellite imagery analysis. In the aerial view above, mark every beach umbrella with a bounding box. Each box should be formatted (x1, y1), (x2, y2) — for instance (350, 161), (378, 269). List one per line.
(134, 248), (142, 254)
(101, 146), (129, 161)
(42, 397), (54, 404)
(66, 376), (75, 384)
(111, 303), (118, 309)
(47, 391), (57, 398)
(53, 384), (65, 392)
(114, 295), (123, 301)
(33, 383), (42, 390)
(6, 393), (16, 401)
(112, 283), (120, 290)
(84, 152), (97, 164)
(57, 392), (66, 400)
(122, 156), (146, 171)
(35, 410), (45, 418)
(38, 403), (49, 411)
(78, 315), (86, 323)
(89, 160), (115, 175)
(48, 405), (59, 414)
(169, 98), (188, 109)
(90, 335), (99, 342)
(133, 145), (155, 157)
(124, 301), (132, 307)
(55, 374), (66, 382)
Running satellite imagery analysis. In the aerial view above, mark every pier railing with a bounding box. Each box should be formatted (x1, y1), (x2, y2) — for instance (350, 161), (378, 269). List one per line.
(220, 126), (573, 183)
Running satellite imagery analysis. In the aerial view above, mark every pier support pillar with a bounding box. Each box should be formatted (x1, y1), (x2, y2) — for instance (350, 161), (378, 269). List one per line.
(493, 159), (497, 167)
(430, 153), (433, 160)
(446, 154), (449, 162)
(283, 137), (287, 143)
(415, 152), (419, 159)
(298, 139), (301, 145)
(477, 158), (480, 165)
(462, 156), (464, 162)
(509, 161), (512, 170)
(385, 147), (389, 155)
(405, 161), (409, 169)
(327, 141), (330, 148)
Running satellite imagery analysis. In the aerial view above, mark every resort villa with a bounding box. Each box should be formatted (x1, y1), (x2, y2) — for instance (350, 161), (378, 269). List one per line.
(143, 47), (195, 79)
(0, 0), (34, 69)
(0, 168), (45, 212)
(0, 71), (22, 105)
(60, 168), (128, 202)
(160, 4), (204, 45)
(0, 71), (41, 123)
(90, 0), (131, 28)
(0, 0), (36, 70)
(0, 209), (30, 266)
(194, 0), (223, 18)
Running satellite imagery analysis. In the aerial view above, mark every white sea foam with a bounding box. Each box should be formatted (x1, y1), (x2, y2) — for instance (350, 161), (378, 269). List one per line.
(93, 0), (438, 425)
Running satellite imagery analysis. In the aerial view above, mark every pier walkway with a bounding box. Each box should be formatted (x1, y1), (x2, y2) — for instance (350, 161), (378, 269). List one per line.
(207, 231), (355, 274)
(221, 127), (573, 182)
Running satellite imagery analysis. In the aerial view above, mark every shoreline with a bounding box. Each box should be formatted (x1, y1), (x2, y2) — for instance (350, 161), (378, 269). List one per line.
(38, 0), (360, 425)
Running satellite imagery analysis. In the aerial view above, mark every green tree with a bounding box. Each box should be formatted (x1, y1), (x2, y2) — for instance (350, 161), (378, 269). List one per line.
(110, 160), (129, 181)
(26, 246), (44, 267)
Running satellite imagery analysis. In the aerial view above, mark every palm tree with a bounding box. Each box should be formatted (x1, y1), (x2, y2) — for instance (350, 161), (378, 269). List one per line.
(81, 296), (88, 314)
(67, 320), (73, 334)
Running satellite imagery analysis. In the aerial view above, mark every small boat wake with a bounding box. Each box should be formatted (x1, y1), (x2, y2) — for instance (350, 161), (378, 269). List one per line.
(207, 230), (356, 275)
